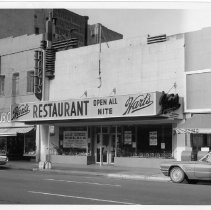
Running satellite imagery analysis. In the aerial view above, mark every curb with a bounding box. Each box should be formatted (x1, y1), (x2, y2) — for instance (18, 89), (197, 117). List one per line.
(32, 168), (170, 182)
(107, 173), (170, 182)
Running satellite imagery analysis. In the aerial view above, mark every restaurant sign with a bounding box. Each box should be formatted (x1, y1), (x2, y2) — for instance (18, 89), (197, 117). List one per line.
(10, 92), (180, 122)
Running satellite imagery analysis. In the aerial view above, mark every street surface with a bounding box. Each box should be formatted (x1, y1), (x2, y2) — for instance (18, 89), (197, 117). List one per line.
(0, 166), (211, 205)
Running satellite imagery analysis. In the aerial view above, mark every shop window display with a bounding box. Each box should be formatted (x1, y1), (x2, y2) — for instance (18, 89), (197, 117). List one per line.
(59, 127), (89, 156)
(117, 126), (136, 157)
(116, 125), (173, 159)
(24, 130), (36, 156)
(0, 137), (7, 155)
(191, 134), (211, 152)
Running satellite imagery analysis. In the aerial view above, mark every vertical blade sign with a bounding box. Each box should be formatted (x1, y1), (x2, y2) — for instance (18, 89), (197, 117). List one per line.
(34, 50), (43, 100)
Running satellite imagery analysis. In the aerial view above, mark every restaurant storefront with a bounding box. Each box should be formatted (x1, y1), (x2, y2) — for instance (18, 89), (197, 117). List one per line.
(175, 114), (211, 161)
(11, 91), (183, 168)
(0, 111), (36, 160)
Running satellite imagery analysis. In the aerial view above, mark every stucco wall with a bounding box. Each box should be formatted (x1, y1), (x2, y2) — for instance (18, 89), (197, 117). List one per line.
(185, 27), (211, 112)
(50, 35), (185, 100)
(185, 27), (211, 72)
(0, 34), (42, 113)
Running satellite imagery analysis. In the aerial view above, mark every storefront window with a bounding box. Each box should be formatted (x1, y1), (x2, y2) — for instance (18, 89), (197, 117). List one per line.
(116, 125), (173, 159)
(116, 126), (136, 157)
(191, 134), (211, 152)
(59, 127), (88, 156)
(0, 137), (7, 155)
(24, 130), (36, 156)
(136, 125), (172, 159)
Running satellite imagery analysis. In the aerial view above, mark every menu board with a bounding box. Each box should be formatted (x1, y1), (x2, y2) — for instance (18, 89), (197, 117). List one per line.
(63, 131), (87, 148)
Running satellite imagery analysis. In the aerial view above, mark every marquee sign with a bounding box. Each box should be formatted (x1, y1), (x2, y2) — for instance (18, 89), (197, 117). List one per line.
(11, 92), (162, 122)
(10, 91), (183, 122)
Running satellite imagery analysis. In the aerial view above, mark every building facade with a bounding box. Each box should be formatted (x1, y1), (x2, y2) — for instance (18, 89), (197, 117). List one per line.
(176, 27), (211, 160)
(0, 34), (43, 160)
(0, 9), (124, 163)
(88, 23), (123, 45)
(0, 9), (89, 46)
(11, 33), (185, 168)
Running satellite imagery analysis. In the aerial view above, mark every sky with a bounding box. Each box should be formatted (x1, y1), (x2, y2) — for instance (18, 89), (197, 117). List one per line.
(71, 8), (211, 38)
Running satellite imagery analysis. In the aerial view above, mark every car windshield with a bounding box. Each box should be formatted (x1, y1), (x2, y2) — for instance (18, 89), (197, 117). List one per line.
(199, 153), (211, 163)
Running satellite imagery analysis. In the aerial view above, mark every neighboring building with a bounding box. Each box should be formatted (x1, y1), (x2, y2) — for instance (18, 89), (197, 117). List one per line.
(0, 9), (89, 46)
(88, 23), (123, 45)
(0, 34), (43, 160)
(12, 33), (185, 168)
(176, 27), (211, 160)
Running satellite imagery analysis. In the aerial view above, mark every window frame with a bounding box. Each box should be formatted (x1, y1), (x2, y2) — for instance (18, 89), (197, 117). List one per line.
(0, 75), (5, 96)
(12, 72), (19, 96)
(26, 70), (35, 93)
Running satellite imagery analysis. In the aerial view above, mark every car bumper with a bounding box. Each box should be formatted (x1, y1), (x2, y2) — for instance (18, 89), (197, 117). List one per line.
(0, 157), (8, 165)
(160, 168), (169, 176)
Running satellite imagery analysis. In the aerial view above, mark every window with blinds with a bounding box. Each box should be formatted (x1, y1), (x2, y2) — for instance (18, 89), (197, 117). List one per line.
(27, 71), (34, 93)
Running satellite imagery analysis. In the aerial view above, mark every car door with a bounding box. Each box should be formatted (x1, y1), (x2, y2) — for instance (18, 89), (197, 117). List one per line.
(194, 154), (211, 179)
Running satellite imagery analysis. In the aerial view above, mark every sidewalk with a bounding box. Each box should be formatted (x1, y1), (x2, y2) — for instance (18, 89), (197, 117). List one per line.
(5, 161), (170, 182)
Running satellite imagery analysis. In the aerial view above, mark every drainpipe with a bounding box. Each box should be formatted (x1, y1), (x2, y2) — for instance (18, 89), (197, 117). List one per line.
(100, 125), (102, 166)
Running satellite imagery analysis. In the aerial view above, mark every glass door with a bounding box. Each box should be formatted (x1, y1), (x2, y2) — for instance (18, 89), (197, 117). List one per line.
(96, 126), (121, 165)
(96, 133), (109, 164)
(110, 134), (116, 163)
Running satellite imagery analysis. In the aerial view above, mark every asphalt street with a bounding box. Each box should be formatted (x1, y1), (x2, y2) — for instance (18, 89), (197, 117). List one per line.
(1, 167), (211, 205)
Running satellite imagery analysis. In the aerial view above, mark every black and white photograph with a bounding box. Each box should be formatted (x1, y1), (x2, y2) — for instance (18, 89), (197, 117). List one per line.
(1, 0), (211, 207)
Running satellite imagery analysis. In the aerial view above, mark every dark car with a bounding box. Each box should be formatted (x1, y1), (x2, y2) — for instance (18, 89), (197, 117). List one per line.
(160, 152), (211, 183)
(0, 155), (8, 165)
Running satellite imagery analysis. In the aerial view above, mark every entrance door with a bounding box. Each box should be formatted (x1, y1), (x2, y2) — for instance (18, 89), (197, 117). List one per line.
(96, 134), (109, 164)
(96, 126), (121, 165)
(110, 134), (116, 164)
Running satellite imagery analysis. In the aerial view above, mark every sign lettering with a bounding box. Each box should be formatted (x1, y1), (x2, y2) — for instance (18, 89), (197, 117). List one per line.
(123, 94), (153, 115)
(10, 92), (180, 122)
(11, 104), (30, 120)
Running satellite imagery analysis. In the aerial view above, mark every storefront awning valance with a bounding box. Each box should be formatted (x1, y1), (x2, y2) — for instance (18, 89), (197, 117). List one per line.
(0, 126), (34, 136)
(175, 114), (211, 134)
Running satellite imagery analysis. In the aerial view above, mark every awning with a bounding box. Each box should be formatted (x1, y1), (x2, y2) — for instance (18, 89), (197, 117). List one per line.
(0, 127), (34, 137)
(175, 114), (211, 134)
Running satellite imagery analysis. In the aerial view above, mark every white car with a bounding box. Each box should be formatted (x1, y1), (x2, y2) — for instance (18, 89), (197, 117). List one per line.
(0, 155), (8, 165)
(160, 152), (211, 183)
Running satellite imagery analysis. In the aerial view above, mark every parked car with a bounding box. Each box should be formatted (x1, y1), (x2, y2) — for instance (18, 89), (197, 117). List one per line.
(0, 155), (8, 165)
(160, 152), (211, 183)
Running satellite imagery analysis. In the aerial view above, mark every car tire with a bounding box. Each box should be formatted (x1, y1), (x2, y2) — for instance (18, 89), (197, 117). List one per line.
(170, 167), (185, 183)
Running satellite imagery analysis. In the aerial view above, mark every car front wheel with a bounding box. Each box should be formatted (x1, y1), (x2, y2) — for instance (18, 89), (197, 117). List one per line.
(170, 167), (185, 183)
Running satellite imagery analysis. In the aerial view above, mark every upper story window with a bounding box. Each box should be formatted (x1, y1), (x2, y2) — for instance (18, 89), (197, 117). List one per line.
(27, 71), (34, 93)
(0, 75), (5, 96)
(12, 73), (19, 96)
